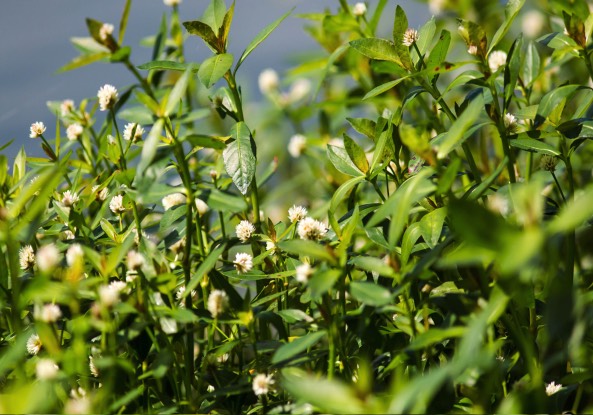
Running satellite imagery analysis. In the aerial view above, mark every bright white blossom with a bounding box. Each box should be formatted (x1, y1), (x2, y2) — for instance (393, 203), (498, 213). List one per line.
(503, 113), (518, 132)
(19, 245), (36, 270)
(288, 205), (308, 222)
(288, 134), (307, 158)
(163, 0), (181, 5)
(258, 69), (279, 95)
(127, 250), (145, 271)
(29, 121), (46, 138)
(234, 252), (253, 274)
(123, 122), (144, 142)
(66, 244), (84, 267)
(266, 241), (277, 253)
(402, 28), (419, 47)
(207, 289), (229, 318)
(27, 334), (42, 355)
(288, 78), (311, 102)
(467, 45), (478, 55)
(36, 358), (59, 380)
(62, 190), (80, 207)
(66, 123), (84, 141)
(236, 220), (256, 242)
(295, 263), (313, 284)
(60, 99), (75, 116)
(545, 381), (562, 396)
(488, 50), (507, 73)
(98, 282), (124, 306)
(353, 2), (367, 16)
(297, 217), (327, 240)
(92, 185), (108, 202)
(99, 23), (114, 42)
(522, 10), (546, 38)
(195, 198), (209, 215)
(162, 193), (186, 211)
(97, 84), (118, 111)
(428, 0), (446, 14)
(176, 286), (197, 306)
(35, 303), (62, 323)
(64, 396), (91, 415)
(109, 195), (126, 214)
(252, 373), (274, 396)
(37, 244), (60, 272)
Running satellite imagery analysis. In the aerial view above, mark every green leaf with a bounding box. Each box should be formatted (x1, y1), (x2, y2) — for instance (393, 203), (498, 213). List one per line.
(57, 52), (110, 73)
(350, 281), (392, 307)
(278, 240), (334, 263)
(277, 309), (313, 324)
(202, 0), (227, 32)
(406, 327), (466, 351)
(363, 78), (406, 100)
(436, 94), (484, 159)
(235, 8), (293, 73)
(343, 134), (369, 173)
(330, 175), (365, 213)
(207, 188), (248, 212)
(186, 245), (225, 294)
(137, 118), (164, 177)
(392, 6), (413, 70)
(535, 84), (584, 127)
(419, 207), (447, 249)
(401, 222), (422, 266)
(548, 184), (593, 233)
(309, 269), (341, 300)
(416, 17), (436, 56)
(489, 0), (525, 53)
(504, 36), (523, 106)
(183, 20), (220, 52)
(118, 0), (132, 44)
(509, 136), (561, 156)
(159, 204), (188, 234)
(369, 121), (394, 175)
(272, 331), (326, 364)
(137, 60), (198, 72)
(218, 2), (234, 51)
(349, 256), (395, 278)
(327, 145), (364, 177)
(425, 30), (451, 72)
(198, 53), (233, 89)
(347, 117), (376, 141)
(349, 38), (401, 64)
(521, 41), (540, 87)
(223, 121), (256, 195)
(183, 134), (227, 150)
(100, 218), (119, 242)
(164, 65), (194, 116)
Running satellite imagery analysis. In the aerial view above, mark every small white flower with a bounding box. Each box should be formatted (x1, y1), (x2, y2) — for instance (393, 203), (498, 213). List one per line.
(297, 217), (327, 240)
(545, 381), (562, 396)
(107, 135), (116, 145)
(295, 263), (313, 284)
(89, 356), (99, 377)
(19, 245), (36, 270)
(163, 0), (181, 5)
(234, 252), (253, 274)
(62, 190), (80, 207)
(97, 84), (118, 111)
(522, 10), (546, 38)
(98, 283), (123, 307)
(288, 205), (308, 223)
(126, 250), (145, 271)
(109, 195), (126, 214)
(467, 45), (478, 55)
(402, 28), (419, 47)
(123, 122), (144, 142)
(66, 244), (84, 267)
(29, 121), (46, 138)
(35, 303), (62, 323)
(288, 78), (311, 102)
(27, 334), (42, 355)
(488, 50), (507, 73)
(176, 286), (197, 304)
(162, 193), (186, 211)
(258, 69), (279, 95)
(503, 113), (518, 132)
(62, 229), (76, 240)
(428, 0), (446, 14)
(195, 198), (209, 215)
(288, 134), (307, 158)
(36, 358), (59, 380)
(37, 244), (60, 272)
(92, 185), (108, 202)
(64, 396), (91, 415)
(252, 373), (274, 396)
(66, 124), (84, 141)
(60, 99), (75, 117)
(170, 237), (186, 255)
(266, 241), (277, 253)
(353, 2), (367, 16)
(236, 220), (256, 242)
(99, 23), (114, 42)
(207, 289), (229, 318)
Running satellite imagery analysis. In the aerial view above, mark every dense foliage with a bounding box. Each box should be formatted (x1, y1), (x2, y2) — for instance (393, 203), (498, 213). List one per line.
(1, 0), (593, 412)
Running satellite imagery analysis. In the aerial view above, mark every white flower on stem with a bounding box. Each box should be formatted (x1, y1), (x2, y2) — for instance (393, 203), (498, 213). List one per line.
(60, 99), (75, 117)
(353, 2), (367, 16)
(266, 241), (277, 253)
(488, 50), (507, 73)
(37, 244), (60, 272)
(545, 381), (562, 396)
(92, 185), (108, 202)
(295, 263), (313, 284)
(195, 198), (209, 215)
(107, 135), (116, 145)
(36, 358), (59, 380)
(234, 252), (253, 274)
(288, 78), (311, 102)
(163, 0), (181, 6)
(66, 123), (84, 141)
(19, 245), (36, 270)
(29, 121), (46, 138)
(503, 113), (518, 132)
(402, 28), (419, 47)
(99, 23), (114, 42)
(27, 334), (42, 355)
(428, 0), (446, 14)
(297, 217), (328, 240)
(236, 220), (256, 242)
(66, 244), (84, 267)
(207, 289), (229, 318)
(176, 286), (198, 307)
(540, 154), (558, 172)
(98, 283), (122, 307)
(258, 69), (279, 95)
(252, 373), (274, 396)
(162, 193), (186, 211)
(97, 84), (118, 111)
(35, 303), (62, 323)
(62, 190), (80, 207)
(288, 205), (308, 222)
(64, 396), (91, 415)
(127, 250), (145, 271)
(109, 195), (126, 214)
(123, 122), (144, 142)
(467, 45), (478, 55)
(288, 134), (307, 158)
(89, 356), (99, 377)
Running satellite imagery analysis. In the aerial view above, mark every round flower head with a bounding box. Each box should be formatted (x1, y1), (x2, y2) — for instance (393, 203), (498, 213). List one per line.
(207, 289), (229, 318)
(162, 193), (186, 211)
(109, 195), (126, 214)
(37, 244), (60, 272)
(295, 263), (313, 284)
(29, 121), (46, 138)
(522, 10), (546, 38)
(163, 0), (181, 5)
(61, 190), (80, 207)
(99, 23), (114, 42)
(428, 0), (446, 14)
(288, 78), (311, 102)
(252, 373), (274, 396)
(467, 45), (478, 55)
(60, 99), (75, 117)
(36, 358), (59, 380)
(297, 217), (328, 240)
(35, 303), (62, 323)
(27, 334), (42, 355)
(258, 69), (279, 95)
(66, 123), (84, 141)
(64, 396), (91, 415)
(195, 198), (209, 216)
(19, 245), (36, 270)
(288, 205), (308, 222)
(503, 113), (518, 132)
(235, 220), (256, 242)
(98, 283), (122, 307)
(234, 252), (253, 274)
(488, 50), (507, 73)
(126, 250), (145, 271)
(353, 2), (367, 16)
(92, 185), (108, 202)
(97, 84), (118, 111)
(540, 154), (558, 172)
(66, 244), (84, 267)
(402, 28), (419, 47)
(545, 381), (562, 396)
(288, 134), (307, 158)
(123, 122), (144, 142)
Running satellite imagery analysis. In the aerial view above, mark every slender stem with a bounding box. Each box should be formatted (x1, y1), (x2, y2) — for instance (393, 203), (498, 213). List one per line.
(551, 171), (567, 203)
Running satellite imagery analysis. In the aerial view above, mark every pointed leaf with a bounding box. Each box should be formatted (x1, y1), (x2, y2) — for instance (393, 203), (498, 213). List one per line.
(489, 0), (526, 53)
(198, 53), (233, 88)
(223, 122), (255, 194)
(327, 145), (364, 177)
(272, 331), (326, 364)
(164, 65), (194, 116)
(349, 38), (401, 64)
(436, 94), (484, 159)
(343, 134), (369, 173)
(183, 20), (219, 51)
(202, 0), (227, 32)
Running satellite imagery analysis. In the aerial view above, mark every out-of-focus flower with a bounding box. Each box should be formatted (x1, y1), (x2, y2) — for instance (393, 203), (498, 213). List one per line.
(234, 252), (253, 274)
(64, 395), (91, 415)
(467, 45), (478, 55)
(19, 245), (36, 270)
(66, 124), (84, 141)
(109, 195), (126, 214)
(236, 220), (256, 242)
(488, 50), (507, 73)
(98, 282), (124, 306)
(60, 99), (75, 116)
(288, 134), (307, 158)
(35, 303), (62, 323)
(252, 373), (274, 396)
(288, 205), (308, 223)
(92, 185), (108, 202)
(522, 10), (546, 38)
(89, 356), (99, 377)
(99, 23), (114, 42)
(297, 217), (327, 240)
(36, 359), (59, 380)
(62, 190), (80, 207)
(126, 250), (145, 271)
(162, 193), (186, 211)
(207, 289), (229, 318)
(545, 381), (562, 396)
(503, 113), (518, 132)
(353, 2), (367, 16)
(402, 28), (419, 47)
(29, 121), (46, 138)
(163, 0), (181, 5)
(66, 244), (84, 267)
(37, 244), (60, 272)
(123, 122), (144, 142)
(540, 154), (558, 172)
(295, 263), (313, 284)
(170, 237), (186, 255)
(428, 0), (446, 14)
(27, 334), (42, 355)
(97, 84), (118, 111)
(195, 198), (209, 215)
(259, 69), (279, 95)
(288, 79), (311, 102)
(176, 286), (197, 307)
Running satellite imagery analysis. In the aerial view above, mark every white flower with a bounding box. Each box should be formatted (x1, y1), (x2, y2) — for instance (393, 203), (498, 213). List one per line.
(127, 250), (145, 271)
(163, 0), (181, 5)
(288, 134), (307, 158)
(252, 373), (274, 396)
(97, 84), (118, 111)
(176, 286), (197, 304)
(288, 78), (311, 102)
(162, 193), (186, 211)
(109, 195), (126, 214)
(266, 241), (277, 253)
(123, 122), (144, 142)
(107, 135), (116, 145)
(402, 28), (419, 47)
(64, 396), (91, 415)
(297, 217), (327, 240)
(62, 190), (80, 207)
(428, 0), (446, 14)
(258, 69), (279, 95)
(92, 185), (108, 202)
(35, 303), (62, 323)
(236, 220), (256, 242)
(60, 99), (75, 117)
(467, 45), (478, 55)
(207, 289), (229, 318)
(295, 263), (313, 284)
(66, 123), (84, 141)
(545, 381), (562, 396)
(503, 113), (518, 132)
(288, 205), (308, 222)
(89, 356), (99, 377)
(488, 50), (507, 73)
(522, 10), (546, 38)
(19, 245), (36, 270)
(66, 244), (84, 266)
(98, 283), (124, 306)
(29, 121), (46, 138)
(36, 358), (59, 380)
(37, 244), (60, 272)
(234, 252), (253, 274)
(170, 237), (186, 255)
(27, 334), (42, 355)
(99, 23), (114, 42)
(195, 198), (209, 215)
(353, 2), (367, 16)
